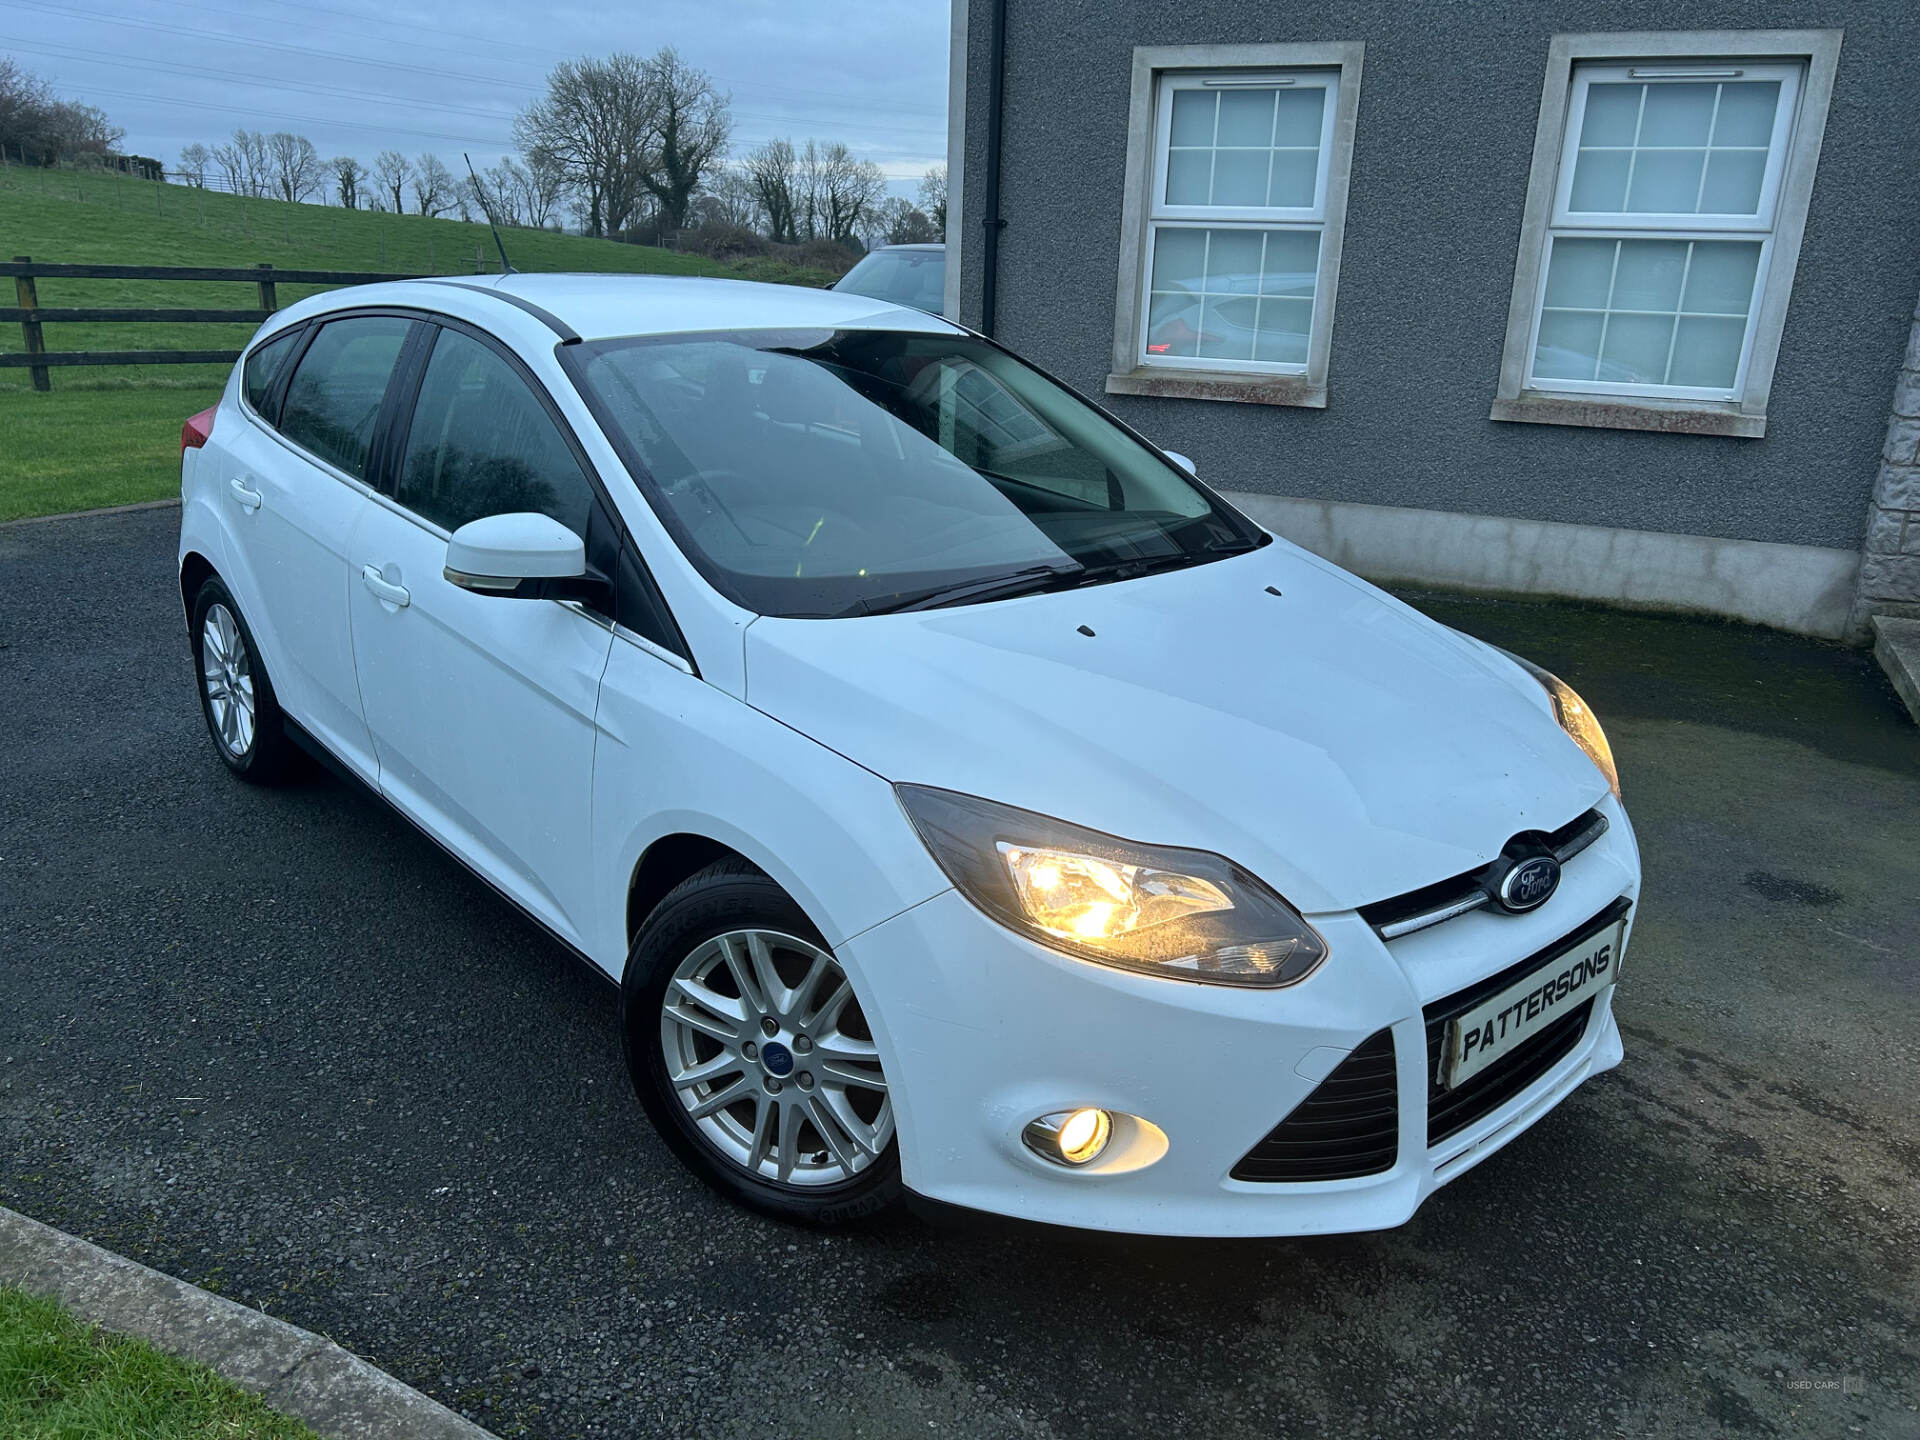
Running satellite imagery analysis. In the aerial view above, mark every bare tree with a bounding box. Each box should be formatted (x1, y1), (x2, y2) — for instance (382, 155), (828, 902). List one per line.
(865, 195), (937, 249)
(374, 149), (411, 213)
(468, 157), (520, 227)
(515, 52), (653, 238)
(209, 138), (244, 193)
(743, 137), (799, 242)
(267, 131), (323, 202)
(470, 154), (558, 229)
(0, 57), (53, 163)
(692, 163), (760, 230)
(520, 148), (566, 229)
(798, 140), (885, 244)
(239, 129), (270, 196)
(918, 163), (947, 232)
(176, 141), (210, 185)
(330, 154), (365, 209)
(59, 101), (120, 158)
(412, 153), (455, 217)
(636, 48), (729, 234)
(210, 129), (268, 196)
(1, 60), (121, 167)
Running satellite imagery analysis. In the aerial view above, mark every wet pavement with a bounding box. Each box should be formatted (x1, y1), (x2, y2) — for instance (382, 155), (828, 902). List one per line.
(3, 507), (1917, 1438)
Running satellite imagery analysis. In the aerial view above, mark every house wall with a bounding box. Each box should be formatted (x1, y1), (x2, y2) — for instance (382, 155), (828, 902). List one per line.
(954, 0), (1920, 619)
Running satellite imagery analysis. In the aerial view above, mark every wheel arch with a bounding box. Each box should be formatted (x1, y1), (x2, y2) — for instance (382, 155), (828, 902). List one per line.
(626, 832), (767, 947)
(179, 550), (218, 635)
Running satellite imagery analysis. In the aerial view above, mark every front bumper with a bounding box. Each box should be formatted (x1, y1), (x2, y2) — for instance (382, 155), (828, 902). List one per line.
(838, 796), (1640, 1237)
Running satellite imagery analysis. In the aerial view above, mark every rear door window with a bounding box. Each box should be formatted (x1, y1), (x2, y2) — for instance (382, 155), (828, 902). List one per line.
(277, 316), (413, 480)
(241, 328), (300, 418)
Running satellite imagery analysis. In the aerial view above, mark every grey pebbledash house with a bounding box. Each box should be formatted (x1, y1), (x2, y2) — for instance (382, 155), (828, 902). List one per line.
(941, 3), (1920, 654)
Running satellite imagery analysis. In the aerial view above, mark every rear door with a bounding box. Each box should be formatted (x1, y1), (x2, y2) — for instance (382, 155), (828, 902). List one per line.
(346, 319), (619, 945)
(214, 313), (416, 779)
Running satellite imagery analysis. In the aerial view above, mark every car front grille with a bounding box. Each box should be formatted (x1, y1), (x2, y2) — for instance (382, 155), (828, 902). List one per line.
(1421, 897), (1628, 1145)
(1359, 808), (1610, 940)
(1230, 1028), (1398, 1182)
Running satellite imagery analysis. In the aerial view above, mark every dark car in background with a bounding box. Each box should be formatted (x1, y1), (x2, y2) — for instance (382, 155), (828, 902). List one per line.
(833, 243), (945, 314)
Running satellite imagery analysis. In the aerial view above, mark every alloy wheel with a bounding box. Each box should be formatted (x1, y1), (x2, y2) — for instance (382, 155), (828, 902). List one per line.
(660, 928), (892, 1187)
(200, 603), (256, 758)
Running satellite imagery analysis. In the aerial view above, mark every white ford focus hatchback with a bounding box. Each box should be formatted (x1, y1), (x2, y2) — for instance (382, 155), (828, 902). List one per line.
(178, 274), (1639, 1234)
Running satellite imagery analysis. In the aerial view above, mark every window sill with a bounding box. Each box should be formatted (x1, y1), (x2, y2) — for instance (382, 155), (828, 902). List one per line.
(1490, 391), (1766, 438)
(1105, 368), (1328, 409)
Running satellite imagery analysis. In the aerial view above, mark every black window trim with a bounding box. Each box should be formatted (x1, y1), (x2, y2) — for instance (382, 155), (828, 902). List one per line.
(429, 280), (582, 343)
(377, 310), (694, 670)
(267, 306), (428, 488)
(240, 320), (311, 428)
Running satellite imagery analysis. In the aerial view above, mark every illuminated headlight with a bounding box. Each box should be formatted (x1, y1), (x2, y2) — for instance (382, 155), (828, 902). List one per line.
(1500, 649), (1621, 799)
(895, 785), (1328, 987)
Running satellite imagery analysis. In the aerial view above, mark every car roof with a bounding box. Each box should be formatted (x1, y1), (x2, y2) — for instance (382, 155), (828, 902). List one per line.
(411, 271), (958, 343)
(872, 243), (944, 253)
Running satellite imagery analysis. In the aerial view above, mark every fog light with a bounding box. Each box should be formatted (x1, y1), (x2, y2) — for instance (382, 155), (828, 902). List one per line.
(1023, 1108), (1112, 1167)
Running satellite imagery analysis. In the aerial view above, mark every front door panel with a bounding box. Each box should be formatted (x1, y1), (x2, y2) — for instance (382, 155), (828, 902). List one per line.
(346, 501), (613, 946)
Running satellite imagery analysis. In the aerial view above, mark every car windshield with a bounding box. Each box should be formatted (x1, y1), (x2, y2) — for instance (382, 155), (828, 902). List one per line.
(834, 249), (945, 312)
(567, 327), (1259, 617)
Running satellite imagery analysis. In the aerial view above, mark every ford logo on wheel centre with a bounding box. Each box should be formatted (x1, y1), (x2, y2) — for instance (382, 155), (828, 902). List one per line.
(1496, 855), (1561, 912)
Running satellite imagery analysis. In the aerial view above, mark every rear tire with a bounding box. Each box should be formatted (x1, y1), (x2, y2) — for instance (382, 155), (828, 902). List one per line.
(622, 859), (903, 1227)
(190, 577), (294, 784)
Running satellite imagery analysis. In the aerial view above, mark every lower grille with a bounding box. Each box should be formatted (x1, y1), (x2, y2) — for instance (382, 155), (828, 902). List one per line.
(1231, 1028), (1398, 1182)
(1420, 899), (1626, 1145)
(1425, 1000), (1590, 1145)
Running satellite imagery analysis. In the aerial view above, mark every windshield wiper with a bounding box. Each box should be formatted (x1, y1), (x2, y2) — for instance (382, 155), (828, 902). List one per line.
(1073, 534), (1267, 586)
(834, 562), (1085, 617)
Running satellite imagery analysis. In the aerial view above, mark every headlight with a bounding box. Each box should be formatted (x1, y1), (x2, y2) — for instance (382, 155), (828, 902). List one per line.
(895, 785), (1328, 987)
(1499, 649), (1620, 799)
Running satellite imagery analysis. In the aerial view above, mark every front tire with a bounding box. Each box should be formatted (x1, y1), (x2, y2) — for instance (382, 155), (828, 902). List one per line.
(190, 577), (293, 784)
(622, 860), (902, 1226)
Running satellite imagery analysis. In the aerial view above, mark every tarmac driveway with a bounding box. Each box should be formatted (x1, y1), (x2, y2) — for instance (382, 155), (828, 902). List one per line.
(2, 506), (1916, 1440)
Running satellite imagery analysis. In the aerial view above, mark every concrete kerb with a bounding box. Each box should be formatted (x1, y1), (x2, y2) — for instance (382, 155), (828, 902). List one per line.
(0, 1206), (497, 1440)
(1870, 615), (1920, 723)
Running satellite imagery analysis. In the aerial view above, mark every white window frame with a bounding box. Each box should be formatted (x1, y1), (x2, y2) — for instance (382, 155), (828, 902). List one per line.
(1136, 69), (1339, 379)
(1108, 42), (1364, 409)
(1493, 31), (1841, 438)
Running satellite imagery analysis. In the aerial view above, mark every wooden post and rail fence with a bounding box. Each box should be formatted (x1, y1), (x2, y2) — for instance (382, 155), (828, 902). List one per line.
(3, 257), (427, 391)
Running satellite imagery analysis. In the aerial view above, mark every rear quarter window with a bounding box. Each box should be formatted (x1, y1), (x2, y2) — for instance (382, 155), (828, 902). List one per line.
(241, 328), (300, 419)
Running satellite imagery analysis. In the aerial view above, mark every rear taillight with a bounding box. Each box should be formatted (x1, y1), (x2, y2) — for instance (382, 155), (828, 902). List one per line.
(181, 406), (216, 456)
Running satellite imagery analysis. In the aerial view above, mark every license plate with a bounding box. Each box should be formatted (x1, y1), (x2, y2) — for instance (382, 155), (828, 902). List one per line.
(1440, 915), (1627, 1090)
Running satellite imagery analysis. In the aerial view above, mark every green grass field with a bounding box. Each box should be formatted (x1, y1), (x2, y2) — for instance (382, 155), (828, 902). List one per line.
(0, 1286), (324, 1438)
(0, 163), (838, 521)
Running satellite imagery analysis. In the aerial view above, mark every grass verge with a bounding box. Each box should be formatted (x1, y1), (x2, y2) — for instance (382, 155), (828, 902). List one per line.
(0, 1285), (324, 1439)
(3, 386), (218, 521)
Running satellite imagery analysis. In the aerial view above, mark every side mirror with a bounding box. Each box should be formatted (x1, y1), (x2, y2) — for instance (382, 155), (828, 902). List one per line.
(445, 512), (588, 597)
(1164, 450), (1197, 477)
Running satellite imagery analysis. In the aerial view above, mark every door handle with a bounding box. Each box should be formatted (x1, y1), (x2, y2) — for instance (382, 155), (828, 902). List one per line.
(360, 565), (411, 608)
(229, 477), (262, 512)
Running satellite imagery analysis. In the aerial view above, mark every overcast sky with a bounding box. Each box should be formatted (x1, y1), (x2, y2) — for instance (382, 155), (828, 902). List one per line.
(3, 0), (949, 189)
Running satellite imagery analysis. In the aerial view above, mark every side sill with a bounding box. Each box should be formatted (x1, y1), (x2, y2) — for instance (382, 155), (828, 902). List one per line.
(279, 717), (619, 990)
(1490, 391), (1766, 438)
(1106, 368), (1328, 409)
